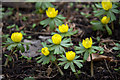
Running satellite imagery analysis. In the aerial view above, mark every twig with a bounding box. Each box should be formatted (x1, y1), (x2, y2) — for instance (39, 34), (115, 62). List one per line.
(54, 61), (64, 76)
(104, 59), (114, 79)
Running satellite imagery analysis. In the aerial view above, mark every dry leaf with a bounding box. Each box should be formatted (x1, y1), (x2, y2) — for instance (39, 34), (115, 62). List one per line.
(87, 53), (113, 62)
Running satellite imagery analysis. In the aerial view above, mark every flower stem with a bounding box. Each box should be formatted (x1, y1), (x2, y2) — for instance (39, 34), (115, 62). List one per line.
(54, 61), (64, 76)
(111, 22), (114, 30)
(74, 72), (79, 79)
(90, 54), (94, 77)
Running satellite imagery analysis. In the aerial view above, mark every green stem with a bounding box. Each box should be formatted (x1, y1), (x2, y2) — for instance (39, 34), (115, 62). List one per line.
(111, 22), (114, 30)
(74, 72), (79, 79)
(90, 54), (94, 77)
(54, 61), (64, 76)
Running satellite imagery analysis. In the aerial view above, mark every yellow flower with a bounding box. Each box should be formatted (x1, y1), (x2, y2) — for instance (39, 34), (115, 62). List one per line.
(82, 37), (92, 49)
(52, 34), (62, 44)
(41, 47), (50, 56)
(59, 24), (69, 33)
(101, 16), (110, 24)
(46, 7), (58, 18)
(102, 0), (112, 10)
(66, 51), (76, 61)
(11, 32), (23, 42)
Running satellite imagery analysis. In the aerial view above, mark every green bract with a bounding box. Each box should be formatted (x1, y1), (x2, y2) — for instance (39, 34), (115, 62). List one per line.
(48, 38), (73, 54)
(75, 42), (104, 60)
(36, 42), (56, 64)
(35, 2), (54, 13)
(4, 38), (30, 53)
(94, 3), (119, 22)
(90, 20), (112, 35)
(40, 15), (66, 30)
(58, 55), (83, 72)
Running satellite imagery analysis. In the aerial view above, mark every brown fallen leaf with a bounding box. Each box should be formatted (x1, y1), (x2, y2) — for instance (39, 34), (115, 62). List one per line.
(87, 53), (115, 62)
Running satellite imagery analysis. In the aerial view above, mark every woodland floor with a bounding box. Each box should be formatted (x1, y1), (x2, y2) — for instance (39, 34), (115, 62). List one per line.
(1, 2), (120, 80)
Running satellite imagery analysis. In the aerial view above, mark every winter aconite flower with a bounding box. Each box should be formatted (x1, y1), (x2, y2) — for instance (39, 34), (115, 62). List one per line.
(102, 0), (112, 10)
(66, 51), (76, 61)
(59, 24), (69, 33)
(82, 37), (92, 49)
(41, 47), (50, 56)
(11, 32), (23, 42)
(52, 34), (62, 44)
(46, 7), (58, 18)
(101, 16), (110, 24)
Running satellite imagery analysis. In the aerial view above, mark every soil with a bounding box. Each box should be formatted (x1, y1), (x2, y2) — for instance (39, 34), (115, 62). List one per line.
(1, 2), (120, 80)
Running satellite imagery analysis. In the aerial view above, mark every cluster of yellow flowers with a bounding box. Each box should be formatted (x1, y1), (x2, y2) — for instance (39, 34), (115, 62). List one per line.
(101, 0), (112, 24)
(10, 6), (94, 61)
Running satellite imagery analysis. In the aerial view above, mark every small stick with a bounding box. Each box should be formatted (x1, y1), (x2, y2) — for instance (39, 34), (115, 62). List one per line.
(90, 54), (94, 77)
(104, 59), (114, 79)
(54, 61), (64, 76)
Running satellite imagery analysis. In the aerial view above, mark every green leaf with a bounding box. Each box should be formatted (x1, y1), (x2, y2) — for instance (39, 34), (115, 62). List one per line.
(49, 54), (56, 62)
(112, 4), (118, 9)
(7, 44), (17, 50)
(7, 38), (13, 43)
(44, 2), (54, 8)
(105, 24), (112, 35)
(74, 60), (83, 68)
(26, 44), (29, 51)
(94, 9), (105, 17)
(58, 57), (66, 62)
(95, 3), (102, 8)
(41, 42), (47, 47)
(32, 23), (36, 28)
(18, 43), (25, 53)
(16, 25), (19, 31)
(83, 51), (89, 60)
(42, 56), (50, 64)
(4, 54), (12, 61)
(111, 9), (119, 13)
(76, 50), (85, 54)
(59, 46), (65, 54)
(56, 15), (66, 20)
(107, 11), (116, 21)
(54, 18), (63, 26)
(70, 62), (76, 72)
(113, 47), (119, 50)
(59, 61), (66, 66)
(54, 45), (60, 54)
(35, 2), (42, 9)
(49, 18), (55, 30)
(64, 62), (70, 69)
(47, 39), (52, 43)
(36, 56), (42, 60)
(24, 77), (35, 80)
(61, 43), (73, 47)
(7, 24), (15, 29)
(90, 20), (104, 31)
(40, 18), (50, 27)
